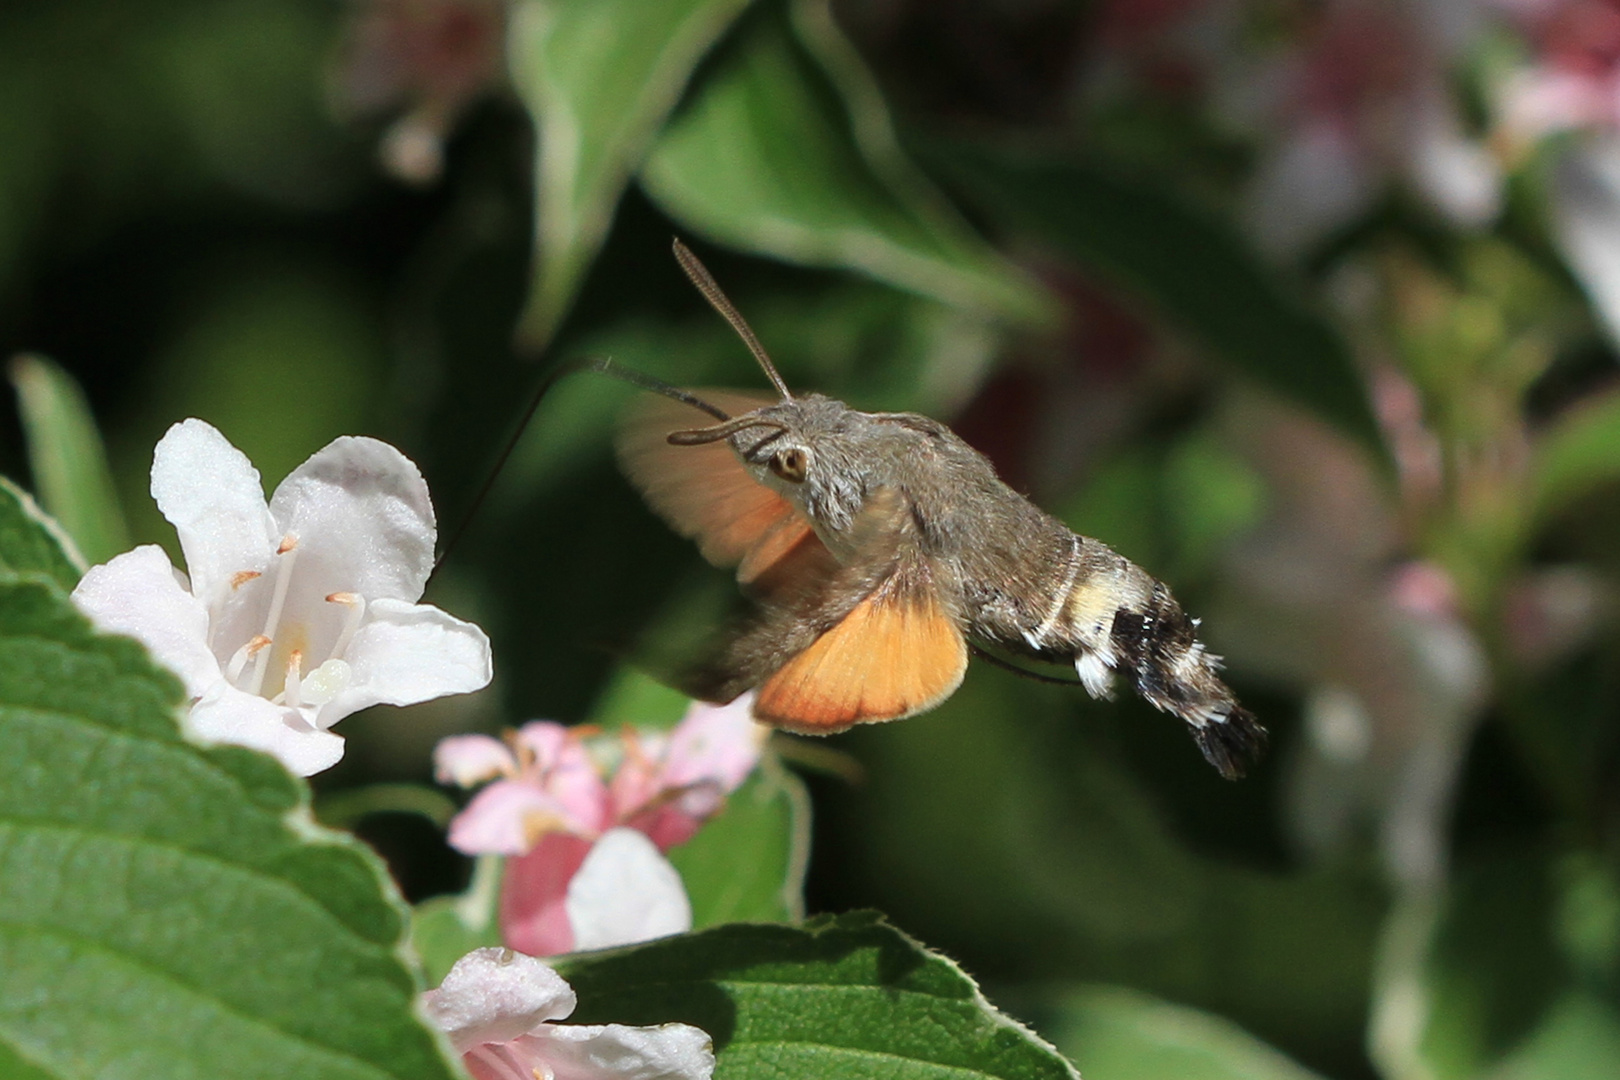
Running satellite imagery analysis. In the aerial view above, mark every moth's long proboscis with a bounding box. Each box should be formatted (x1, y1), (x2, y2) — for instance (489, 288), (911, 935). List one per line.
(433, 355), (732, 580)
(588, 358), (734, 422)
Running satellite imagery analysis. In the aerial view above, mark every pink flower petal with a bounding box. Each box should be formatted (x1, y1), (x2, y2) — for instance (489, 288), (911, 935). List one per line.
(622, 804), (707, 852)
(449, 781), (573, 856)
(500, 832), (594, 956)
(546, 737), (614, 836)
(435, 734), (518, 788)
(608, 732), (665, 823)
(513, 720), (573, 765)
(661, 695), (765, 793)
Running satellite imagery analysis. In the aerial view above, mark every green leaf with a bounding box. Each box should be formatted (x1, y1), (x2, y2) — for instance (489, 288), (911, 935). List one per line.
(510, 0), (757, 345)
(0, 476), (84, 591)
(1529, 386), (1620, 525)
(1379, 852), (1569, 1080)
(557, 911), (1081, 1080)
(929, 147), (1386, 453)
(831, 665), (1384, 1046)
(0, 575), (456, 1080)
(1161, 432), (1266, 580)
(1039, 986), (1329, 1080)
(8, 353), (129, 566)
(1488, 992), (1620, 1080)
(641, 0), (1050, 325)
(669, 755), (810, 927)
(412, 856), (505, 989)
(314, 783), (460, 831)
(586, 664), (696, 732)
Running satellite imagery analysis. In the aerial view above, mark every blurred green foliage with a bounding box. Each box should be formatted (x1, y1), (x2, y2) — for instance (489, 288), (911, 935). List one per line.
(6, 0), (1620, 1078)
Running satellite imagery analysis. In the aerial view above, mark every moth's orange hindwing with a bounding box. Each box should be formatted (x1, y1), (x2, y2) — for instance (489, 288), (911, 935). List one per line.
(754, 569), (967, 732)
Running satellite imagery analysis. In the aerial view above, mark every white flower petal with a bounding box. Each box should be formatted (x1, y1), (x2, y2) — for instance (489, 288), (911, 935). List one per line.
(268, 435), (437, 603)
(1550, 136), (1620, 349)
(534, 1022), (715, 1080)
(1405, 86), (1500, 228)
(150, 419), (278, 609)
(1245, 122), (1375, 258)
(71, 545), (221, 697)
(424, 947), (577, 1053)
(317, 597), (492, 729)
(189, 682), (345, 776)
(565, 828), (692, 952)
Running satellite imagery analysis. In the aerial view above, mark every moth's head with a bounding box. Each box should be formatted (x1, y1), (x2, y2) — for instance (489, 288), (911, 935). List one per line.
(715, 395), (883, 531)
(654, 239), (897, 531)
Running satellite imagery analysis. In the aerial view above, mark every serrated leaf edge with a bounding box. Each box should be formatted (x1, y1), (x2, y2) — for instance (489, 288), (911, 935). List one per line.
(0, 475), (88, 578)
(868, 916), (1084, 1080)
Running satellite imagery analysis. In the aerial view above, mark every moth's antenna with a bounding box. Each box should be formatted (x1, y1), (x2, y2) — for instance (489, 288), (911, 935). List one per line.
(666, 416), (788, 445)
(672, 238), (793, 401)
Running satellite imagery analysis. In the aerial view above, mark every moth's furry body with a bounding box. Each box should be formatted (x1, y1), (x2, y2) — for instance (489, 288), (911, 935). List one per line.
(712, 394), (1265, 779)
(615, 240), (1265, 780)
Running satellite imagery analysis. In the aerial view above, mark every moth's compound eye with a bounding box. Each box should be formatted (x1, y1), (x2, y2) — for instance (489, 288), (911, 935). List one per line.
(769, 447), (808, 483)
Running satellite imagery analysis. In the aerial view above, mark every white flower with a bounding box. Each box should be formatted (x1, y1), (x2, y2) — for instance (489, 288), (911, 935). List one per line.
(565, 828), (693, 953)
(72, 418), (492, 776)
(423, 947), (714, 1080)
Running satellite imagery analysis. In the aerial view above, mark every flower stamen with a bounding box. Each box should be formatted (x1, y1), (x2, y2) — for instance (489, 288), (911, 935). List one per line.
(248, 534), (300, 695)
(226, 634), (272, 685)
(327, 591), (366, 660)
(283, 650), (305, 708)
(230, 570), (262, 589)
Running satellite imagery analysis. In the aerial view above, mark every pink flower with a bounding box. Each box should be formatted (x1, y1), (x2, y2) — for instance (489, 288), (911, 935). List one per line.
(435, 695), (766, 954)
(424, 947), (714, 1080)
(1489, 1), (1620, 343)
(1220, 0), (1500, 254)
(330, 0), (508, 183)
(1494, 0), (1620, 140)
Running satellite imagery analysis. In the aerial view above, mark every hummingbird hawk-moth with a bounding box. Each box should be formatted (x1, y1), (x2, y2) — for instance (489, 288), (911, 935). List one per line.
(615, 240), (1267, 779)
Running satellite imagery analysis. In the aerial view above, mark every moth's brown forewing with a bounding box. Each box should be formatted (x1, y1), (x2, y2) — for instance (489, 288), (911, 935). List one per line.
(617, 390), (816, 581)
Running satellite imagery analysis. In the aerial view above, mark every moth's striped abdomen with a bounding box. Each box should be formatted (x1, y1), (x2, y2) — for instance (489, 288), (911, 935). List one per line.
(1036, 536), (1267, 780)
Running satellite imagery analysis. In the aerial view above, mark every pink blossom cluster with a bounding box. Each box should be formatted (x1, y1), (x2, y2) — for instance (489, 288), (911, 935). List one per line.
(1496, 0), (1620, 139)
(1089, 0), (1500, 252)
(435, 696), (766, 956)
